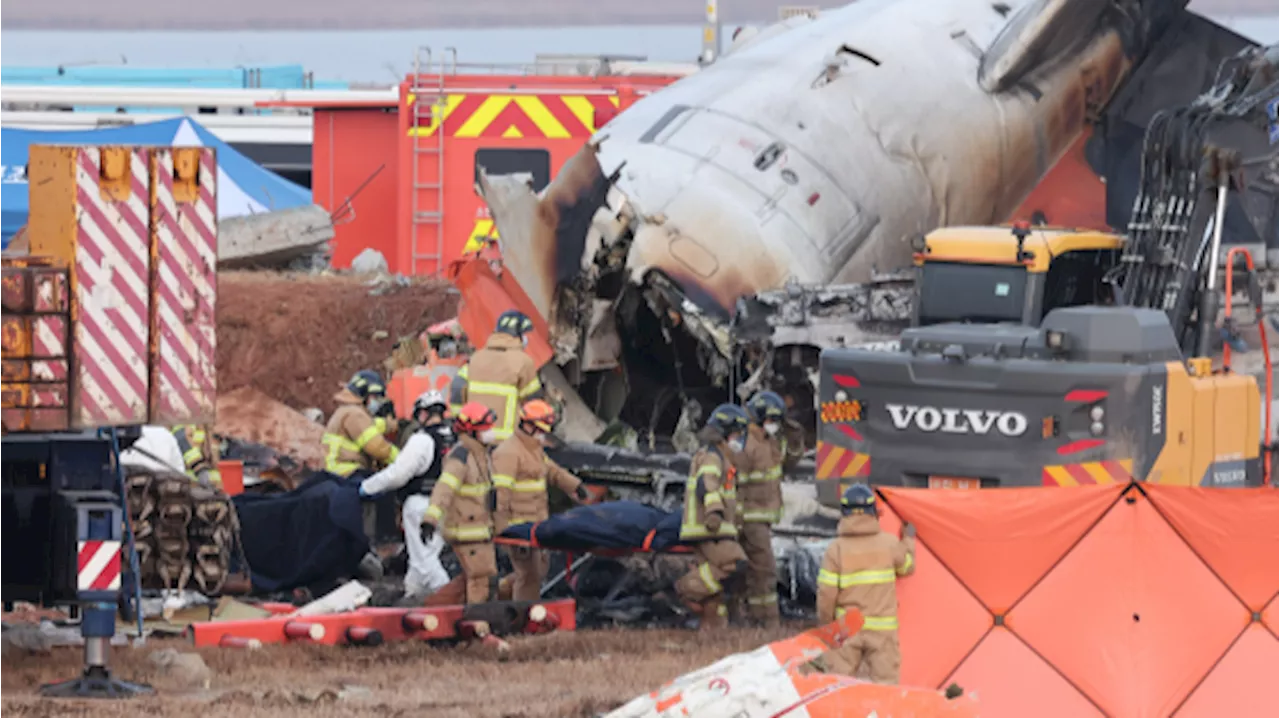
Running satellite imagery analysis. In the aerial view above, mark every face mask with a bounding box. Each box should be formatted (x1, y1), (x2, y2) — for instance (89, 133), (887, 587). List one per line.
(478, 429), (497, 444)
(728, 437), (746, 453)
(764, 421), (780, 436)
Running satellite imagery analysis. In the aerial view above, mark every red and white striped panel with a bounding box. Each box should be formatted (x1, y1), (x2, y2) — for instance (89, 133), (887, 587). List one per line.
(30, 268), (69, 412)
(72, 147), (152, 429)
(149, 148), (218, 424)
(76, 539), (122, 593)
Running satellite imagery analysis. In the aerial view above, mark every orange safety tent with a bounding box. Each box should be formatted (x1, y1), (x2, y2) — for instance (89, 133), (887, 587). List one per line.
(871, 482), (1278, 717)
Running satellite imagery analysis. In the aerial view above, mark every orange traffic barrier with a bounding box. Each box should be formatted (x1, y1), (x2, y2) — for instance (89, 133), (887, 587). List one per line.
(188, 599), (577, 648)
(456, 620), (491, 639)
(284, 620), (324, 641)
(218, 635), (261, 650)
(345, 626), (383, 646)
(218, 460), (245, 496)
(876, 481), (1277, 717)
(403, 609), (441, 633)
(524, 604), (560, 635)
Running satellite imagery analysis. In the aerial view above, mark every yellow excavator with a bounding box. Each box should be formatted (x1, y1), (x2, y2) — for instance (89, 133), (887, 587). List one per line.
(816, 104), (1275, 492)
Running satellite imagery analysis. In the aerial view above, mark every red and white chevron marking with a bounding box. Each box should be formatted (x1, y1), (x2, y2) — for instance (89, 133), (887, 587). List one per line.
(76, 539), (122, 592)
(150, 148), (218, 424)
(72, 147), (151, 428)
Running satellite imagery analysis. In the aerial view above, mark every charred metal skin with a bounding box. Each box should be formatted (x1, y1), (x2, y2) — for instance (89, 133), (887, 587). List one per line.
(480, 0), (1265, 442)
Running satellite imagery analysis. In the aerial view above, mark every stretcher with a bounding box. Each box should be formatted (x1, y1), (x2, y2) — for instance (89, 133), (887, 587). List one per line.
(494, 533), (692, 596)
(187, 598), (575, 648)
(493, 502), (694, 598)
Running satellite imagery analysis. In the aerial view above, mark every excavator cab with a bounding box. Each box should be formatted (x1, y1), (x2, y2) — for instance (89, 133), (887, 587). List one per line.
(912, 224), (1123, 327)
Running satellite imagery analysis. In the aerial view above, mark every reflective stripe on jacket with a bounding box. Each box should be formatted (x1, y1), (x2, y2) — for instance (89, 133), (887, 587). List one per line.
(739, 424), (783, 524)
(816, 513), (915, 630)
(680, 444), (738, 541)
(424, 434), (494, 543)
(172, 424), (221, 485)
(491, 431), (581, 534)
(322, 390), (400, 477)
(454, 334), (541, 441)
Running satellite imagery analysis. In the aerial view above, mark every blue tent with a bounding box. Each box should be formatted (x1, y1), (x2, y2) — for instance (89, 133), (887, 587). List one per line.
(1, 117), (311, 248)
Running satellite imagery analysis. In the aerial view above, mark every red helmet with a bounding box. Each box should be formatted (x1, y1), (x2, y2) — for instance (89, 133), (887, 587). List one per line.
(453, 402), (497, 435)
(519, 399), (557, 434)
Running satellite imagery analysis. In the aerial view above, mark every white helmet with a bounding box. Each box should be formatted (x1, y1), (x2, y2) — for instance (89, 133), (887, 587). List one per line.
(413, 390), (448, 417)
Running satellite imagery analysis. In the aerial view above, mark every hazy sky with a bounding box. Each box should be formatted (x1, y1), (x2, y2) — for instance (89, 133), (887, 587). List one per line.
(3, 0), (1276, 30)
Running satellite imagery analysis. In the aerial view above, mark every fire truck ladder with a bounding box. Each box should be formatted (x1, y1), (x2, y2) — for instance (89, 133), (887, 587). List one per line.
(409, 47), (456, 276)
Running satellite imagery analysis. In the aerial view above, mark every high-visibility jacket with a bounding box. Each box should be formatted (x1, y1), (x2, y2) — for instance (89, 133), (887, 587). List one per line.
(322, 388), (399, 477)
(680, 443), (739, 541)
(491, 431), (582, 534)
(172, 424), (221, 485)
(453, 333), (541, 441)
(816, 513), (916, 631)
(739, 424), (784, 524)
(424, 434), (495, 543)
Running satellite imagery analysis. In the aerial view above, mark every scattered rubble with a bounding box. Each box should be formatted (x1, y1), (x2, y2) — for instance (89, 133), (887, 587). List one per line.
(350, 248), (390, 275)
(216, 387), (326, 470)
(148, 649), (213, 692)
(1, 624), (56, 655)
(217, 205), (335, 271)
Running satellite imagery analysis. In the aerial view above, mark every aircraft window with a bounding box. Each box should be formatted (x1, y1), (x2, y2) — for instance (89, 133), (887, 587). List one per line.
(992, 2), (1011, 16)
(836, 45), (880, 66)
(754, 142), (785, 171)
(918, 263), (1027, 325)
(473, 148), (551, 193)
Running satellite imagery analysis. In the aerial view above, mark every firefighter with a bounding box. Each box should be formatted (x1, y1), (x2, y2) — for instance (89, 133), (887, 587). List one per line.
(172, 424), (221, 487)
(736, 390), (788, 627)
(492, 399), (593, 601)
(452, 310), (542, 444)
(322, 370), (400, 477)
(816, 484), (916, 684)
(421, 402), (501, 604)
(397, 388), (451, 448)
(675, 403), (750, 630)
(358, 390), (457, 602)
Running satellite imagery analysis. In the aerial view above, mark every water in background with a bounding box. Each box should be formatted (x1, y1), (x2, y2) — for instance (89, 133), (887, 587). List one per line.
(2, 18), (1275, 85)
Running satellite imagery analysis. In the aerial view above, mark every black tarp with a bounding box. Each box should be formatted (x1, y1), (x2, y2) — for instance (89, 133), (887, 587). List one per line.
(232, 472), (370, 594)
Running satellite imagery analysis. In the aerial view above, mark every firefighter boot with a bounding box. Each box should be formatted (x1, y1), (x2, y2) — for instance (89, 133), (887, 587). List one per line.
(699, 596), (729, 631)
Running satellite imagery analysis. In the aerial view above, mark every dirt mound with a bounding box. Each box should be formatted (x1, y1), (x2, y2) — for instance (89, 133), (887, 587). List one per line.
(217, 272), (458, 414)
(215, 387), (327, 469)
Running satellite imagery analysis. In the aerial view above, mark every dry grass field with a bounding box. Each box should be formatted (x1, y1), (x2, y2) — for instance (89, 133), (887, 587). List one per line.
(2, 626), (799, 718)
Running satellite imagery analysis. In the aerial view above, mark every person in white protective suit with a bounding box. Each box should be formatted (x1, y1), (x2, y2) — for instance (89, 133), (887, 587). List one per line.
(118, 425), (188, 475)
(357, 391), (456, 603)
